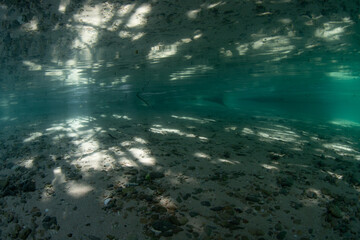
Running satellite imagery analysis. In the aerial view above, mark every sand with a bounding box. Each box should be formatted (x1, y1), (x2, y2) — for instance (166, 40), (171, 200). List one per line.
(0, 108), (359, 240)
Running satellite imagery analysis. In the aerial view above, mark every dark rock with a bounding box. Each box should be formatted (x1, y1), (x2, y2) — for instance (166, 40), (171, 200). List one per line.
(21, 179), (36, 192)
(275, 222), (282, 231)
(204, 225), (216, 236)
(182, 193), (191, 200)
(30, 207), (42, 218)
(42, 216), (57, 230)
(290, 201), (303, 210)
(0, 177), (9, 190)
(151, 205), (167, 214)
(234, 207), (243, 213)
(210, 206), (224, 211)
(124, 168), (139, 175)
(19, 227), (32, 240)
(328, 204), (342, 218)
(168, 215), (181, 226)
(246, 195), (260, 203)
(189, 212), (199, 217)
(87, 235), (101, 240)
(277, 177), (293, 188)
(276, 231), (287, 240)
(152, 219), (174, 233)
(66, 171), (82, 180)
(177, 216), (188, 225)
(248, 228), (264, 236)
(193, 188), (203, 194)
(10, 224), (21, 238)
(149, 171), (165, 179)
(279, 188), (289, 195)
(6, 212), (15, 223)
(201, 201), (211, 207)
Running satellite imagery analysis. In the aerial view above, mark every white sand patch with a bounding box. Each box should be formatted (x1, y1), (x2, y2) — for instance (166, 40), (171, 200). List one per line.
(128, 147), (155, 166)
(65, 182), (94, 198)
(23, 132), (43, 142)
(77, 151), (107, 170)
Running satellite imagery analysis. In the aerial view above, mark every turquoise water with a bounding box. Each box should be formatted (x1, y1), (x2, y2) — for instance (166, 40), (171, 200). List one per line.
(1, 60), (360, 126)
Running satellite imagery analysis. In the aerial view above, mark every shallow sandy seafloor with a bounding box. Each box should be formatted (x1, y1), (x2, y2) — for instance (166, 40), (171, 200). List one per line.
(0, 109), (360, 240)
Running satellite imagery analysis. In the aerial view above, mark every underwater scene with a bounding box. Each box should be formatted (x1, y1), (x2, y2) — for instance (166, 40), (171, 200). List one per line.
(0, 0), (360, 239)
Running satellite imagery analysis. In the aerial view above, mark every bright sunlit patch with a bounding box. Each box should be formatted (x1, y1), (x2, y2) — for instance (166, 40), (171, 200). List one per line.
(206, 2), (224, 8)
(326, 171), (343, 180)
(242, 128), (254, 135)
(148, 42), (181, 61)
(66, 182), (93, 198)
(194, 152), (210, 159)
(171, 115), (215, 124)
(257, 12), (272, 16)
(58, 0), (70, 13)
(45, 70), (64, 77)
(78, 151), (106, 170)
(327, 71), (357, 80)
(278, 18), (292, 24)
(149, 126), (196, 138)
(159, 197), (177, 211)
(119, 157), (139, 168)
(63, 68), (90, 85)
(129, 148), (155, 166)
(121, 75), (130, 83)
(107, 19), (123, 31)
(261, 164), (279, 171)
(132, 32), (145, 41)
(330, 120), (360, 128)
(21, 18), (38, 31)
(198, 136), (209, 142)
(21, 159), (34, 169)
(119, 31), (132, 38)
(23, 61), (42, 71)
(118, 31), (145, 41)
(24, 132), (43, 142)
(117, 4), (135, 17)
(218, 159), (237, 165)
(76, 26), (98, 46)
(126, 4), (151, 28)
(134, 137), (147, 144)
(193, 33), (202, 39)
(225, 126), (237, 132)
(46, 124), (67, 133)
(257, 127), (300, 143)
(74, 3), (114, 27)
(170, 65), (213, 81)
(315, 25), (345, 41)
(220, 48), (233, 57)
(53, 167), (66, 184)
(79, 140), (99, 155)
(323, 143), (356, 153)
(252, 36), (294, 55)
(113, 114), (132, 120)
(236, 43), (249, 55)
(187, 9), (201, 19)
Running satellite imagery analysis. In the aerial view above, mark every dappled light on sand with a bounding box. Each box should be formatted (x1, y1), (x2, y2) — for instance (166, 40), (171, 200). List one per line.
(1, 0), (360, 239)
